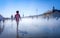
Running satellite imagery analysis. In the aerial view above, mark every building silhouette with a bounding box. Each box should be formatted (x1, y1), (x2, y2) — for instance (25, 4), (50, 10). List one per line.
(42, 6), (60, 20)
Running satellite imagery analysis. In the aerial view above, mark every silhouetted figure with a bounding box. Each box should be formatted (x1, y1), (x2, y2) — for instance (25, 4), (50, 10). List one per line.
(3, 18), (5, 23)
(15, 10), (21, 38)
(23, 14), (24, 18)
(19, 30), (28, 38)
(11, 15), (13, 21)
(0, 15), (3, 22)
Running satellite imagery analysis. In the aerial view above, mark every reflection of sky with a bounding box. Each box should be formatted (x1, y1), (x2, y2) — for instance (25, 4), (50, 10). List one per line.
(0, 0), (60, 17)
(0, 18), (60, 38)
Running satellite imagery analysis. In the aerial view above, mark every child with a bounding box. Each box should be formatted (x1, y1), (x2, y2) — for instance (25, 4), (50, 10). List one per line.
(15, 11), (21, 25)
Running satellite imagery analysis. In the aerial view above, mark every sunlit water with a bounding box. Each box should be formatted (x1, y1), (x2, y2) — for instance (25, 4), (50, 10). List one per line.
(0, 17), (60, 38)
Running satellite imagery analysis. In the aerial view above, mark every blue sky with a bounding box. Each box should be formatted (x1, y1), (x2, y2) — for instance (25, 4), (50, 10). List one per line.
(0, 0), (60, 17)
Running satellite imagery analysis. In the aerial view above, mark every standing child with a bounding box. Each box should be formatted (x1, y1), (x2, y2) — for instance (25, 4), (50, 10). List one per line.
(15, 10), (21, 38)
(15, 11), (21, 25)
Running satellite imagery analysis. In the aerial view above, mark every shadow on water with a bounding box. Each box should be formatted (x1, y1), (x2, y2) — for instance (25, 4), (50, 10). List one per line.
(18, 30), (28, 38)
(0, 21), (5, 35)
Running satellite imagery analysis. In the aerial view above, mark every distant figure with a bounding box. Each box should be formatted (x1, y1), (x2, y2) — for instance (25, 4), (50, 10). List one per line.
(23, 14), (24, 18)
(0, 15), (3, 22)
(15, 11), (21, 25)
(3, 18), (5, 23)
(11, 15), (13, 21)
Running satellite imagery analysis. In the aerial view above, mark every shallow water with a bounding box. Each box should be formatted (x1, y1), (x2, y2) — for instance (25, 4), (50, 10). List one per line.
(0, 17), (60, 38)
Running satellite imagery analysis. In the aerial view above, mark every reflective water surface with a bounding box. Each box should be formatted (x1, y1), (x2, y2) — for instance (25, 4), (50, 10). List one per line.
(0, 17), (60, 38)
